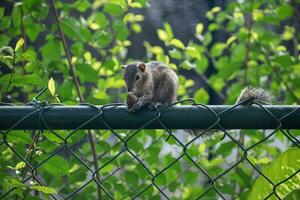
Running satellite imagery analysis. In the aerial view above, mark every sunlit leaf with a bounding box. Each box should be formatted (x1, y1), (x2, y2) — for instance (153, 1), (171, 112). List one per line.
(211, 43), (227, 57)
(248, 148), (300, 200)
(194, 88), (209, 103)
(48, 77), (55, 96)
(30, 186), (57, 194)
(157, 29), (168, 42)
(170, 39), (185, 49)
(195, 23), (204, 35)
(15, 38), (24, 52)
(15, 162), (26, 170)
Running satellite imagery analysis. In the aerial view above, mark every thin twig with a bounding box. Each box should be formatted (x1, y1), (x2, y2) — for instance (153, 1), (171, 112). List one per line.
(5, 50), (15, 95)
(20, 7), (26, 51)
(48, 1), (102, 199)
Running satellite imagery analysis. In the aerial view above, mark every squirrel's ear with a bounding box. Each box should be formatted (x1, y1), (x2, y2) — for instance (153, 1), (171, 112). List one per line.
(138, 63), (146, 72)
(121, 65), (127, 69)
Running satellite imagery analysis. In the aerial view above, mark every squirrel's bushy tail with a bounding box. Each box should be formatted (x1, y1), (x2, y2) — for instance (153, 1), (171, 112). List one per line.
(190, 87), (273, 137)
(236, 86), (273, 105)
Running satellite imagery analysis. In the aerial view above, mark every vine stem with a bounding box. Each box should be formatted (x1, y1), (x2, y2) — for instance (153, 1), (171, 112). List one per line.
(4, 50), (15, 96)
(49, 0), (102, 199)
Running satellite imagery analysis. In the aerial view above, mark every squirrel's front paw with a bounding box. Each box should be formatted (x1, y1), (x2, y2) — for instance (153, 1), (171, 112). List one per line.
(126, 103), (141, 112)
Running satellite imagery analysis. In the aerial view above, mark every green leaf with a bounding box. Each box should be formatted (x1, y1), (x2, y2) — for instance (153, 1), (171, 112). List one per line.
(155, 173), (167, 186)
(169, 49), (182, 60)
(211, 43), (227, 57)
(129, 2), (142, 8)
(127, 137), (144, 152)
(12, 5), (21, 28)
(48, 77), (55, 96)
(94, 13), (108, 29)
(104, 3), (124, 16)
(97, 31), (113, 47)
(186, 47), (200, 58)
(96, 141), (111, 153)
(0, 46), (14, 56)
(61, 19), (84, 42)
(194, 88), (209, 103)
(15, 38), (24, 52)
(30, 186), (57, 194)
(195, 23), (204, 35)
(71, 42), (84, 56)
(195, 57), (209, 74)
(231, 43), (247, 62)
(216, 57), (240, 79)
(170, 39), (185, 49)
(203, 32), (212, 46)
(59, 79), (73, 101)
(208, 23), (221, 31)
(113, 21), (129, 41)
(277, 4), (293, 20)
(198, 143), (206, 154)
(157, 29), (168, 42)
(75, 0), (90, 12)
(0, 7), (4, 18)
(7, 131), (32, 144)
(164, 23), (174, 40)
(226, 36), (236, 45)
(40, 39), (61, 62)
(0, 74), (43, 90)
(43, 131), (64, 143)
(125, 171), (139, 187)
(1, 176), (26, 198)
(0, 35), (10, 47)
(283, 190), (300, 200)
(248, 148), (300, 200)
(274, 55), (293, 67)
(42, 155), (69, 176)
(76, 63), (98, 83)
(211, 6), (221, 13)
(25, 23), (43, 42)
(215, 141), (235, 157)
(15, 162), (26, 170)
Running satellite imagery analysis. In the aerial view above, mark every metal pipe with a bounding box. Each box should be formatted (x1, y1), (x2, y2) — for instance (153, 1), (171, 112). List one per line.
(0, 105), (299, 130)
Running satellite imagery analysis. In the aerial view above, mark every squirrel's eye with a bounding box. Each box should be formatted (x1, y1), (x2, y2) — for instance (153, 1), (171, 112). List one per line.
(135, 75), (140, 80)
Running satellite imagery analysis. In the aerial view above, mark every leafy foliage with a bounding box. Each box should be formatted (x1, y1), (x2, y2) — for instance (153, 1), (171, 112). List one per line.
(248, 148), (300, 200)
(0, 0), (299, 199)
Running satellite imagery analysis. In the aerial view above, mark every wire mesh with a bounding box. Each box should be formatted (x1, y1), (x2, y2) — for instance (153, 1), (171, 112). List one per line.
(0, 91), (299, 200)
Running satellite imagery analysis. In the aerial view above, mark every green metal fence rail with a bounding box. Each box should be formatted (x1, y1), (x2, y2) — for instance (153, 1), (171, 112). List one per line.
(0, 98), (299, 199)
(1, 105), (300, 130)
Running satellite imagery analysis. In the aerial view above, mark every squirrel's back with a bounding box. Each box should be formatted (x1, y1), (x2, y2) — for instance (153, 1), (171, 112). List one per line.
(146, 61), (179, 104)
(146, 61), (178, 85)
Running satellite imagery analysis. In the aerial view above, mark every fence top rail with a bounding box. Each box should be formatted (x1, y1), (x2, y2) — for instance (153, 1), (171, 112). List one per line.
(0, 105), (299, 130)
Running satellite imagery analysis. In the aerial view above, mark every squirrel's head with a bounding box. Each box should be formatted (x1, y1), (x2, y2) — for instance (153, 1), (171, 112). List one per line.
(122, 62), (147, 92)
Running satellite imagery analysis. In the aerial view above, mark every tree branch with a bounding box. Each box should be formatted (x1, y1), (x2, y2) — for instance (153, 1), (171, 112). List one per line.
(49, 1), (102, 199)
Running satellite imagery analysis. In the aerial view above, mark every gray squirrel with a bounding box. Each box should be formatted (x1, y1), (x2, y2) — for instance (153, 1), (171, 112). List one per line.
(122, 61), (272, 112)
(123, 61), (178, 112)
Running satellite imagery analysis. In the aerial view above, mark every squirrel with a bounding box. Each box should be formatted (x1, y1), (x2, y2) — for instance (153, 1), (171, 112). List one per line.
(122, 61), (178, 112)
(122, 61), (272, 111)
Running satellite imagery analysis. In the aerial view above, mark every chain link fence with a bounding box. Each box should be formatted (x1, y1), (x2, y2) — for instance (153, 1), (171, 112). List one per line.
(0, 91), (300, 200)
